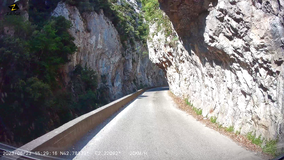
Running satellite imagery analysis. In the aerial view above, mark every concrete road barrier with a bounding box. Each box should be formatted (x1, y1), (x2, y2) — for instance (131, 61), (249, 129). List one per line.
(2, 87), (156, 160)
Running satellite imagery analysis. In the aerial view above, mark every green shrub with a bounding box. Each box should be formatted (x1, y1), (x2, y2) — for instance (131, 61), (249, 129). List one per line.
(226, 126), (234, 132)
(192, 107), (202, 115)
(0, 15), (35, 38)
(247, 132), (254, 141)
(184, 98), (202, 115)
(77, 90), (99, 112)
(263, 140), (277, 156)
(246, 132), (263, 147)
(185, 98), (192, 106)
(29, 16), (77, 87)
(253, 136), (263, 146)
(0, 15), (78, 144)
(28, 0), (61, 28)
(53, 90), (74, 124)
(210, 116), (217, 123)
(81, 66), (98, 91)
(70, 65), (109, 107)
(198, 109), (203, 115)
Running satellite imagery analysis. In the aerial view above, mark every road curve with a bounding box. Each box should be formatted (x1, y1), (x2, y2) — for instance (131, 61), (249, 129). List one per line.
(73, 87), (265, 160)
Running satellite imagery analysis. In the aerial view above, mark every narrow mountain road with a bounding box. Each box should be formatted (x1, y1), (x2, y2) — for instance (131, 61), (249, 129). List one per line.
(73, 87), (265, 160)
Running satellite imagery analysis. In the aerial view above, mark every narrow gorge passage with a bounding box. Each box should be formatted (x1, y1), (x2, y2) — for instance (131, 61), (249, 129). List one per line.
(0, 0), (283, 158)
(72, 87), (264, 160)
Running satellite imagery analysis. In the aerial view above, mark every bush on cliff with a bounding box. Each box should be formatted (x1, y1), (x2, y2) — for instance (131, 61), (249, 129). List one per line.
(142, 0), (173, 37)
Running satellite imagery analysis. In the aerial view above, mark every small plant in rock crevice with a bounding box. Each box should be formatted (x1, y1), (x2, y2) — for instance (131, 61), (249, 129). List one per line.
(193, 107), (202, 115)
(246, 132), (263, 147)
(225, 126), (234, 132)
(142, 0), (175, 47)
(262, 139), (278, 156)
(185, 98), (193, 107)
(184, 98), (203, 115)
(210, 116), (217, 123)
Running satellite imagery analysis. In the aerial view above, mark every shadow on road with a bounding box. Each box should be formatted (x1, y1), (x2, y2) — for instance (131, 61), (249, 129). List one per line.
(137, 95), (148, 99)
(146, 86), (169, 92)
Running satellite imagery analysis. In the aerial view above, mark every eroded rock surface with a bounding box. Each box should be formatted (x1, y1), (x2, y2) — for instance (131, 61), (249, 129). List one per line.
(150, 0), (284, 141)
(52, 2), (166, 100)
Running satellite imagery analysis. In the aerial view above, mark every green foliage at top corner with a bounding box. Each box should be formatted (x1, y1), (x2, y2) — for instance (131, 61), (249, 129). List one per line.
(63, 0), (149, 48)
(141, 0), (173, 38)
(28, 0), (62, 28)
(110, 0), (149, 47)
(141, 0), (159, 22)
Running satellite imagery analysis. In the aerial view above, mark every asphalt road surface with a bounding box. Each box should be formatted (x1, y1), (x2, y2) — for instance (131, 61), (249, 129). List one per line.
(72, 87), (266, 160)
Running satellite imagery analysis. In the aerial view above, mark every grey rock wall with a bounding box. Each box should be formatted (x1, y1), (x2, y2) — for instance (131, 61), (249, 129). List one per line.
(149, 0), (284, 142)
(52, 2), (166, 101)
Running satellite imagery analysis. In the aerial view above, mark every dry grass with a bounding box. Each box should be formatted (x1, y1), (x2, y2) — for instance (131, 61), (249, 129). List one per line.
(168, 91), (273, 159)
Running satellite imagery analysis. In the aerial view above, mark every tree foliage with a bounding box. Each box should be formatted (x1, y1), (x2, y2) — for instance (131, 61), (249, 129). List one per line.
(29, 0), (62, 28)
(0, 15), (104, 145)
(29, 16), (76, 86)
(141, 0), (173, 37)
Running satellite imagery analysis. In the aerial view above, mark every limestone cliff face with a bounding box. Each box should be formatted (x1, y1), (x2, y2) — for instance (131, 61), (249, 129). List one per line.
(149, 0), (284, 140)
(52, 2), (167, 101)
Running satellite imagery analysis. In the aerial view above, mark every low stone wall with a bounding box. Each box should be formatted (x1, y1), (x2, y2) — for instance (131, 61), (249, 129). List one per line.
(2, 88), (150, 160)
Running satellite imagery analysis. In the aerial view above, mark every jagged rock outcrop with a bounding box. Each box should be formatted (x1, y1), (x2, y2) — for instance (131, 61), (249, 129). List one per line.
(52, 2), (167, 100)
(149, 0), (284, 142)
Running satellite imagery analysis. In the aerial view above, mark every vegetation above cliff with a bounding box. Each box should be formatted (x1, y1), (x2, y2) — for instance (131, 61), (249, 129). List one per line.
(141, 0), (179, 49)
(63, 0), (149, 47)
(29, 0), (150, 49)
(28, 0), (149, 47)
(141, 0), (173, 37)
